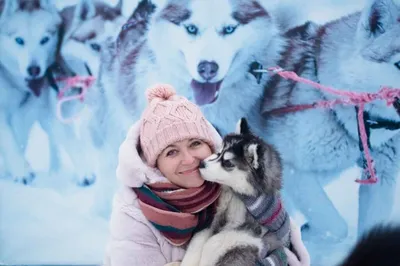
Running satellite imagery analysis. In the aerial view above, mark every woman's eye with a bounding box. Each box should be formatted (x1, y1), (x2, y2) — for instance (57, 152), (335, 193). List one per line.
(191, 140), (202, 147)
(166, 150), (178, 157)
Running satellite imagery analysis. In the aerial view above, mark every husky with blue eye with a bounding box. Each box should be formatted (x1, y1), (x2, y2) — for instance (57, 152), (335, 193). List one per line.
(0, 0), (62, 184)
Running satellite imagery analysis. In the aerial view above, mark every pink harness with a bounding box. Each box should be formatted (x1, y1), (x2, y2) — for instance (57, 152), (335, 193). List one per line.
(55, 75), (96, 124)
(255, 66), (400, 184)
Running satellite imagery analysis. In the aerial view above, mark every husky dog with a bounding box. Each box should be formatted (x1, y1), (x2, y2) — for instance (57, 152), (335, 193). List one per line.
(110, 0), (295, 134)
(60, 0), (127, 77)
(180, 118), (287, 266)
(0, 0), (62, 184)
(86, 0), (155, 150)
(249, 0), (400, 239)
(85, 0), (157, 216)
(14, 0), (129, 186)
(89, 0), (301, 217)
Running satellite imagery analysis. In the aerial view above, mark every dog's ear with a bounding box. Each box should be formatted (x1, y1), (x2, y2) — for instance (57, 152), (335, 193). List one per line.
(235, 117), (252, 135)
(245, 143), (260, 169)
(115, 0), (123, 15)
(260, 144), (282, 192)
(357, 0), (399, 39)
(75, 0), (96, 21)
(39, 0), (58, 13)
(0, 0), (18, 22)
(128, 0), (156, 22)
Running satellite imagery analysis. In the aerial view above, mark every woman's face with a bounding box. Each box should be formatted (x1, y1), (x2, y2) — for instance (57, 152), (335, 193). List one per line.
(156, 138), (213, 188)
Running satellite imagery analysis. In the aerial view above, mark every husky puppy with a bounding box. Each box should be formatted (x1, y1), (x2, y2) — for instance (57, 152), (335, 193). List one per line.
(180, 118), (288, 266)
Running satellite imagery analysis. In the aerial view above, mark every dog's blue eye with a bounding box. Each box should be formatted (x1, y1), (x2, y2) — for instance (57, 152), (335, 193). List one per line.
(222, 25), (237, 35)
(15, 37), (25, 46)
(395, 61), (400, 71)
(90, 43), (101, 52)
(185, 24), (198, 35)
(40, 36), (50, 45)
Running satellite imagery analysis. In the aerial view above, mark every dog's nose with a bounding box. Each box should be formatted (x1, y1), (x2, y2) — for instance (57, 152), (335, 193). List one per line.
(197, 61), (218, 81)
(27, 65), (41, 78)
(199, 160), (206, 169)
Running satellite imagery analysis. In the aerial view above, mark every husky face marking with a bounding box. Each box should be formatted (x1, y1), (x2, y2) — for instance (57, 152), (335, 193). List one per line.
(149, 0), (271, 105)
(0, 0), (61, 82)
(200, 118), (282, 196)
(61, 0), (126, 76)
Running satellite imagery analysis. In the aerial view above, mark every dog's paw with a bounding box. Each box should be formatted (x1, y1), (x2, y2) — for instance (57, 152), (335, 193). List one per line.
(14, 172), (35, 185)
(77, 173), (96, 187)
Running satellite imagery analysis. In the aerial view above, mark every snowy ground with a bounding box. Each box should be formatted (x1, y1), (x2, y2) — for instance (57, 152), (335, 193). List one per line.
(2, 0), (400, 265)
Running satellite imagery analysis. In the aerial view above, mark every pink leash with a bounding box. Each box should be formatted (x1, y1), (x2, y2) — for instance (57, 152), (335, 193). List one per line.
(257, 66), (400, 184)
(55, 75), (96, 124)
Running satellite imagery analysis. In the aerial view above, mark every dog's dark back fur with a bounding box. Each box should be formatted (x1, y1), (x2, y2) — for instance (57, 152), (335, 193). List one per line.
(340, 224), (400, 266)
(216, 245), (259, 266)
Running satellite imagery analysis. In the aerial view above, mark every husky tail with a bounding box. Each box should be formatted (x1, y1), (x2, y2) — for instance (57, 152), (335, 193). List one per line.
(340, 224), (400, 266)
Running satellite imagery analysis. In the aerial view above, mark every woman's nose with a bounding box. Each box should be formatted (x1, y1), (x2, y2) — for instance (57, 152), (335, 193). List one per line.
(181, 150), (195, 165)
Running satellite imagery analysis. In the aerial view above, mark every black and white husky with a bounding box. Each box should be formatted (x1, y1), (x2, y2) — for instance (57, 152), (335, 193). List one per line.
(180, 118), (288, 266)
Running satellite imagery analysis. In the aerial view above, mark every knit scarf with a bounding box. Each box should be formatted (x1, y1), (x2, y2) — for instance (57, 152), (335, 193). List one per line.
(133, 181), (221, 246)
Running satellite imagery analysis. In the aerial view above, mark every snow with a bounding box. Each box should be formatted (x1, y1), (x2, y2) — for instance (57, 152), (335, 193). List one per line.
(1, 0), (400, 265)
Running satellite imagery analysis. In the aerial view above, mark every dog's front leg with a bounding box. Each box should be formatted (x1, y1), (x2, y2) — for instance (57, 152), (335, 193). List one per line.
(0, 112), (34, 184)
(358, 139), (400, 237)
(283, 165), (348, 241)
(180, 228), (212, 266)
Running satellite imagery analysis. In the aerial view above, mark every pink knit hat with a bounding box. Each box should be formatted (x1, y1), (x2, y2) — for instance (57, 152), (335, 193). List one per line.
(140, 84), (216, 167)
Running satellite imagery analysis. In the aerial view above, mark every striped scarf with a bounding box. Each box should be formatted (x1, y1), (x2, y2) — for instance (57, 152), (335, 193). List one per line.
(133, 181), (221, 246)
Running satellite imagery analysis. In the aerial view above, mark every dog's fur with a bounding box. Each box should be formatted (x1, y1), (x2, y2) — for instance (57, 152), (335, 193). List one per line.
(60, 0), (126, 77)
(248, 0), (400, 239)
(339, 224), (400, 266)
(0, 0), (62, 183)
(20, 0), (129, 186)
(100, 0), (288, 133)
(88, 0), (301, 217)
(180, 118), (286, 266)
(85, 0), (158, 216)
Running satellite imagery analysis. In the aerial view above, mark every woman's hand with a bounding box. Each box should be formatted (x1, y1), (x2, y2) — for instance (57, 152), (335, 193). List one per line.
(164, 262), (181, 266)
(284, 218), (311, 266)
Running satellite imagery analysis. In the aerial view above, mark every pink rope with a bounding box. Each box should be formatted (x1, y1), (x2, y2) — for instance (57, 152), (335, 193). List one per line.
(55, 76), (96, 124)
(267, 67), (400, 184)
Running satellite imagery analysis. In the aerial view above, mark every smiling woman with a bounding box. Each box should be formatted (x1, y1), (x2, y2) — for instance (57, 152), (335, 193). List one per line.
(156, 138), (213, 188)
(103, 83), (222, 265)
(104, 84), (309, 266)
